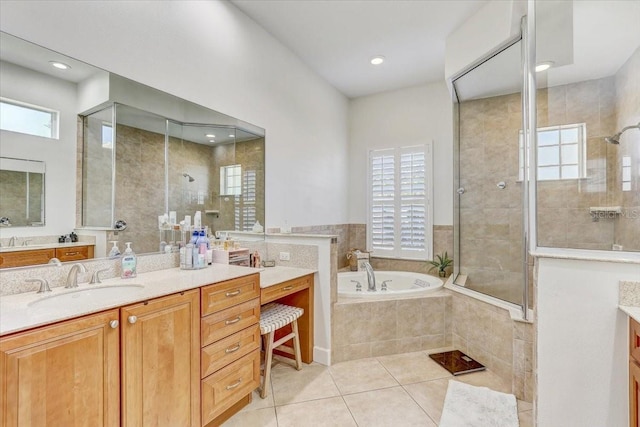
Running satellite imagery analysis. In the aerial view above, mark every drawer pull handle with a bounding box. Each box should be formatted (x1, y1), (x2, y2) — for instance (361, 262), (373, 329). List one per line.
(225, 343), (241, 353)
(225, 316), (242, 325)
(65, 252), (78, 256)
(225, 289), (241, 297)
(226, 379), (242, 390)
(282, 286), (293, 291)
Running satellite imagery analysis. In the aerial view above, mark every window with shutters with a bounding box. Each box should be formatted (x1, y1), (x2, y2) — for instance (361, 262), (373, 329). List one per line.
(367, 144), (433, 260)
(234, 169), (256, 231)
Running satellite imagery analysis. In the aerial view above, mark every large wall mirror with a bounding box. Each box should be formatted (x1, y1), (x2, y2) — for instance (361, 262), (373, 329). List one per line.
(0, 31), (265, 260)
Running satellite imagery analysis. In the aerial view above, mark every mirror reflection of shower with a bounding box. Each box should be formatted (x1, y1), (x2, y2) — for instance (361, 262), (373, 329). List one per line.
(182, 172), (195, 182)
(604, 122), (640, 144)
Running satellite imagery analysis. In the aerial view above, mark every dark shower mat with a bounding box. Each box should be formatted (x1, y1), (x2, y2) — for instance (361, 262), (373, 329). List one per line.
(429, 350), (486, 376)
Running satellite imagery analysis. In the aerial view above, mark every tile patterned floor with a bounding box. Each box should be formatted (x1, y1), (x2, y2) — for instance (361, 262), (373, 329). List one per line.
(222, 350), (533, 426)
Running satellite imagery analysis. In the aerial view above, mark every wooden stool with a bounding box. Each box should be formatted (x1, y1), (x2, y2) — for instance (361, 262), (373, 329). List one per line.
(259, 302), (304, 399)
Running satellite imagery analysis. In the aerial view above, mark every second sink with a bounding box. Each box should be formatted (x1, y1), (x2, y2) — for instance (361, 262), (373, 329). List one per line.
(29, 284), (145, 309)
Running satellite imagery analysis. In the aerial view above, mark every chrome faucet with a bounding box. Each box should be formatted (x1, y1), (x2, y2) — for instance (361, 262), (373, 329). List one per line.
(8, 236), (18, 247)
(27, 278), (52, 293)
(362, 261), (376, 291)
(65, 263), (87, 288)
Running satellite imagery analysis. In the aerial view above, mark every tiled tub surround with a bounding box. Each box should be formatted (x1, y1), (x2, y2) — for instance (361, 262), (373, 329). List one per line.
(332, 292), (452, 364)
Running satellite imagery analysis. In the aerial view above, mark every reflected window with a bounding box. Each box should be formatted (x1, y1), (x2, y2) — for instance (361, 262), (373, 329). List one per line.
(519, 123), (586, 181)
(622, 156), (631, 192)
(0, 98), (58, 139)
(101, 124), (113, 149)
(367, 144), (432, 260)
(220, 164), (241, 196)
(235, 169), (256, 231)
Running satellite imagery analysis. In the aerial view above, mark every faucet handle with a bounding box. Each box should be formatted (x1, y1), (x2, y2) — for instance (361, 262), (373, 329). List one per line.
(27, 278), (52, 293)
(89, 268), (110, 284)
(381, 280), (392, 291)
(22, 239), (32, 247)
(350, 279), (362, 292)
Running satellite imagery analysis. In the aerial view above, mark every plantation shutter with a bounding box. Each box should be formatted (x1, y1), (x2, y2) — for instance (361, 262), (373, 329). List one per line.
(370, 149), (395, 250)
(368, 144), (431, 260)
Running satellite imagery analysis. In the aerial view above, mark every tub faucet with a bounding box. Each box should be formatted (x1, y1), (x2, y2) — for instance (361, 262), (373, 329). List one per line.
(65, 263), (87, 288)
(362, 261), (376, 291)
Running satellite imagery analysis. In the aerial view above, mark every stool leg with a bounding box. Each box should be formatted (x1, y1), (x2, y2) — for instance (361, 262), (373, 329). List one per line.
(291, 319), (302, 371)
(260, 331), (275, 399)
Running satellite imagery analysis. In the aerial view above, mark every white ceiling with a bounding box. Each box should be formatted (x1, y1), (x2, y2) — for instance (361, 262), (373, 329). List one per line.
(231, 0), (489, 98)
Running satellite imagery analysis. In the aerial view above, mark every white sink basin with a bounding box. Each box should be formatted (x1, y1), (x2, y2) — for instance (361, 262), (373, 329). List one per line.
(29, 284), (145, 309)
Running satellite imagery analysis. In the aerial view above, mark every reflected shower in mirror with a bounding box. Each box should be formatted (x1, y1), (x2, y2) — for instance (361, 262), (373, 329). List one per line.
(0, 158), (45, 227)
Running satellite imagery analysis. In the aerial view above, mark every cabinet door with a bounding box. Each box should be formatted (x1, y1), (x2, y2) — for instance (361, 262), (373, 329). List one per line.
(632, 360), (640, 427)
(0, 309), (120, 427)
(0, 248), (56, 269)
(121, 290), (200, 427)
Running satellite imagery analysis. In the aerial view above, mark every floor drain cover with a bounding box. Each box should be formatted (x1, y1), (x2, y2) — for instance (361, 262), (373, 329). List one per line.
(429, 350), (486, 376)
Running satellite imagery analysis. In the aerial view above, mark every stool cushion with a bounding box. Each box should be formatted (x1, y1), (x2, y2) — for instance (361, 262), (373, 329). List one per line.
(260, 303), (304, 335)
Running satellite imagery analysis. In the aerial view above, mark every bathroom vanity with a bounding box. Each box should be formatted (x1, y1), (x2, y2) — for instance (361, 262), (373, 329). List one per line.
(0, 243), (95, 268)
(0, 265), (315, 426)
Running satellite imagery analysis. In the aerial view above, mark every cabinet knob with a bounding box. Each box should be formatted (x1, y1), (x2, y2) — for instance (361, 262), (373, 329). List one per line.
(128, 315), (137, 324)
(109, 320), (119, 329)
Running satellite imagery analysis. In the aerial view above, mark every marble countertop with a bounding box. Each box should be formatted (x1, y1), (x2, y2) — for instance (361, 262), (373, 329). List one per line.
(620, 305), (640, 324)
(259, 266), (316, 288)
(0, 265), (314, 336)
(0, 241), (95, 253)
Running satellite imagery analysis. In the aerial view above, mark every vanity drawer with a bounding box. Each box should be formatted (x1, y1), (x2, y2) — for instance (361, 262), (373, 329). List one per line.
(0, 248), (56, 269)
(201, 273), (260, 316)
(201, 298), (260, 346)
(201, 324), (260, 378)
(56, 245), (93, 262)
(261, 274), (312, 304)
(201, 350), (260, 426)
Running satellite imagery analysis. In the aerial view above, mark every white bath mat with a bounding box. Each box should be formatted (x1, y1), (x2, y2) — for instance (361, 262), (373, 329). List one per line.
(439, 380), (519, 427)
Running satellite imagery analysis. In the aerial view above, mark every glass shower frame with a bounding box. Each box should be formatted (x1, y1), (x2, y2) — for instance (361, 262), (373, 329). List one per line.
(450, 16), (535, 320)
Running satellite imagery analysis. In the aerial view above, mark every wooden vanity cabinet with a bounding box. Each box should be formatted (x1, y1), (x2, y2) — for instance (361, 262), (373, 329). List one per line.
(0, 244), (95, 269)
(0, 309), (120, 427)
(630, 317), (640, 426)
(201, 273), (261, 426)
(121, 289), (201, 427)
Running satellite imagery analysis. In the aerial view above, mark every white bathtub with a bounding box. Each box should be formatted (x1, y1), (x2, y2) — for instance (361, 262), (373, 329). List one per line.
(337, 270), (444, 298)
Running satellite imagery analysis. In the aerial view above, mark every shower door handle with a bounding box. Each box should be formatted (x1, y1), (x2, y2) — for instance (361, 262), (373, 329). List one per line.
(456, 187), (465, 195)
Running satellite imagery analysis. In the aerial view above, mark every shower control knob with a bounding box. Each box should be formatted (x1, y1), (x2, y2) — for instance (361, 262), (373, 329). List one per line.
(456, 187), (465, 195)
(497, 181), (506, 189)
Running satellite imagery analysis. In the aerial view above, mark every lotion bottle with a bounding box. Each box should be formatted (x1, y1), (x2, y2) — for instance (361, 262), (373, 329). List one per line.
(121, 242), (137, 278)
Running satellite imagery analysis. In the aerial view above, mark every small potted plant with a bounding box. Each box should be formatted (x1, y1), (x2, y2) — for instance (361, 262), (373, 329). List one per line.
(428, 252), (453, 277)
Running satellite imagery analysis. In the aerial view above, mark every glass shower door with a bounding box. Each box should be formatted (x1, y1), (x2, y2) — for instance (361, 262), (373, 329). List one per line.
(452, 39), (526, 306)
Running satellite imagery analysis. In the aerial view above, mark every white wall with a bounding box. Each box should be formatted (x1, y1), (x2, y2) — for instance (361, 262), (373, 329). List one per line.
(537, 257), (639, 426)
(0, 61), (78, 237)
(348, 81), (453, 226)
(0, 0), (350, 230)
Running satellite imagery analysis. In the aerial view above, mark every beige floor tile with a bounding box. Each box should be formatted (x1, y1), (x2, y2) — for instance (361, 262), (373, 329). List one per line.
(343, 386), (437, 426)
(403, 378), (450, 423)
(329, 358), (399, 395)
(275, 397), (357, 427)
(377, 351), (452, 384)
(455, 369), (511, 394)
(270, 363), (340, 405)
(221, 407), (277, 427)
(519, 409), (534, 427)
(239, 389), (274, 413)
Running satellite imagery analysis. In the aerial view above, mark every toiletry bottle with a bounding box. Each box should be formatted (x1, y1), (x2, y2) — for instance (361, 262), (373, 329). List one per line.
(121, 242), (137, 278)
(185, 243), (194, 268)
(108, 241), (121, 258)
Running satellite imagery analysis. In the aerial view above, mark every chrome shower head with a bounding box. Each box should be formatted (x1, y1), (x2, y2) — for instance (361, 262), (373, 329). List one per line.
(182, 173), (195, 182)
(605, 122), (640, 145)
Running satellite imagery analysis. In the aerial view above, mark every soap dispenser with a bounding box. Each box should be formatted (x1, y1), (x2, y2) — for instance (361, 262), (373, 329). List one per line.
(121, 242), (137, 278)
(108, 241), (121, 258)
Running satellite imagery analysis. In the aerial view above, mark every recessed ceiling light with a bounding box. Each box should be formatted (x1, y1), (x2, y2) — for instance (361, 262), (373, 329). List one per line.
(209, 140), (215, 143)
(370, 55), (385, 65)
(228, 134), (235, 138)
(205, 133), (215, 138)
(49, 61), (71, 70)
(535, 61), (554, 72)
